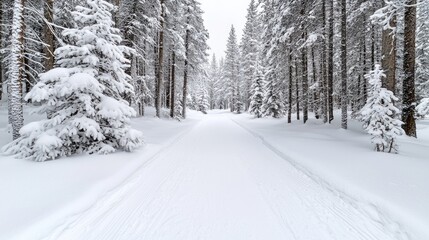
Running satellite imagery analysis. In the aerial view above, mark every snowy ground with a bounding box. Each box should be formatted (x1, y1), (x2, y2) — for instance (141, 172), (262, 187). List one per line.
(1, 107), (428, 240)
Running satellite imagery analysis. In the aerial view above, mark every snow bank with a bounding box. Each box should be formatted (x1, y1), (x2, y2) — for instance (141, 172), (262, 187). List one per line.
(234, 111), (429, 240)
(0, 106), (202, 239)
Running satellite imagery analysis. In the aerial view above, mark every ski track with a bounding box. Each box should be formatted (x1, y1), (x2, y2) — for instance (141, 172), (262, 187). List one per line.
(47, 113), (408, 240)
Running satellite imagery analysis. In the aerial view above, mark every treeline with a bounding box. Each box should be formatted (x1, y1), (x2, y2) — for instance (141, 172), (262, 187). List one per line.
(206, 0), (429, 150)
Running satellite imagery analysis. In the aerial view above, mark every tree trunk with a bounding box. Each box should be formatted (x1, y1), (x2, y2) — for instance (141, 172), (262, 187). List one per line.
(302, 33), (308, 123)
(43, 0), (55, 71)
(288, 45), (293, 124)
(182, 21), (190, 119)
(381, 12), (397, 93)
(155, 0), (165, 118)
(170, 51), (176, 118)
(295, 57), (300, 121)
(322, 0), (328, 123)
(301, 2), (308, 124)
(327, 0), (334, 123)
(340, 0), (347, 129)
(9, 0), (25, 140)
(402, 0), (417, 137)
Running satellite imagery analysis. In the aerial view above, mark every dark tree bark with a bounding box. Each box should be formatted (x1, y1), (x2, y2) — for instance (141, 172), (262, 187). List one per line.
(322, 0), (328, 123)
(288, 44), (293, 124)
(327, 0), (334, 123)
(43, 0), (55, 71)
(155, 0), (165, 118)
(301, 2), (308, 124)
(170, 51), (176, 118)
(182, 18), (190, 119)
(381, 13), (397, 93)
(295, 56), (300, 121)
(402, 0), (417, 137)
(340, 0), (347, 129)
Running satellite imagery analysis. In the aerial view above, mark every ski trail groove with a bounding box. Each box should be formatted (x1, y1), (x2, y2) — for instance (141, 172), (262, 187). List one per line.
(48, 113), (408, 240)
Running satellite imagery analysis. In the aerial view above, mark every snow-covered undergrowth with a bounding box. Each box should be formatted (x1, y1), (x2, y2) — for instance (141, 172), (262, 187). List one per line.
(0, 105), (202, 240)
(234, 110), (429, 240)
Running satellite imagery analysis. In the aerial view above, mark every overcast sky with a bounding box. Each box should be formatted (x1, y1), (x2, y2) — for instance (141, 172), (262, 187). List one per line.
(199, 0), (249, 60)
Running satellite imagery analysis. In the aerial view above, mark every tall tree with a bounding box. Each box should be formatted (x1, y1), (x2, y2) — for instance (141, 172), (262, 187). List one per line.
(340, 0), (348, 129)
(7, 0), (26, 140)
(155, 0), (165, 118)
(402, 0), (417, 137)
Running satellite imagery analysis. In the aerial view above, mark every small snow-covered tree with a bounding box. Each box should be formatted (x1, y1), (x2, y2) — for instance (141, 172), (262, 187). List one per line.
(249, 66), (265, 118)
(197, 85), (210, 114)
(417, 98), (429, 117)
(359, 65), (404, 153)
(2, 0), (143, 161)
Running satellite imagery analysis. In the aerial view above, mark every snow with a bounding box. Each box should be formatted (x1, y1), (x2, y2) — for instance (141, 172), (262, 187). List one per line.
(1, 107), (428, 239)
(234, 111), (429, 240)
(0, 106), (201, 240)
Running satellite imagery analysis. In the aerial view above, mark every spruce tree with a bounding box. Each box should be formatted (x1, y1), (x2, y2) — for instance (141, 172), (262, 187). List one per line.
(359, 65), (404, 153)
(2, 0), (143, 161)
(249, 66), (265, 118)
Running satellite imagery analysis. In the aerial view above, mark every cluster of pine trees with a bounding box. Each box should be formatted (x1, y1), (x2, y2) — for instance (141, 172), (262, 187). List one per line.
(0, 0), (209, 161)
(206, 0), (429, 152)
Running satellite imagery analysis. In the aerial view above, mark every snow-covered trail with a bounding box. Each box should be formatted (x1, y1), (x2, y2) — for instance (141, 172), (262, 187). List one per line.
(47, 112), (406, 240)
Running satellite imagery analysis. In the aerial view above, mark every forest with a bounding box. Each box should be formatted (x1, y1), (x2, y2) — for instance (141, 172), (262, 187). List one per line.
(1, 0), (428, 158)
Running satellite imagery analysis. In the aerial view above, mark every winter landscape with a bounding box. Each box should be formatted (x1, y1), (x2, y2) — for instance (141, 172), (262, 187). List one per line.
(0, 0), (429, 240)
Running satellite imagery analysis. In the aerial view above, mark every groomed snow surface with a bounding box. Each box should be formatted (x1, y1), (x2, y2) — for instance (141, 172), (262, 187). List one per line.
(1, 106), (428, 240)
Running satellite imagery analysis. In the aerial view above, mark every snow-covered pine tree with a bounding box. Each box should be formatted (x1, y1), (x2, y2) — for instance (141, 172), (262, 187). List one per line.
(249, 65), (265, 118)
(2, 0), (143, 161)
(196, 84), (210, 114)
(224, 25), (240, 113)
(359, 65), (404, 153)
(262, 69), (284, 118)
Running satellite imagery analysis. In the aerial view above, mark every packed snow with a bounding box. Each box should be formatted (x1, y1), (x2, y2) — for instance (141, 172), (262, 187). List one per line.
(1, 107), (428, 240)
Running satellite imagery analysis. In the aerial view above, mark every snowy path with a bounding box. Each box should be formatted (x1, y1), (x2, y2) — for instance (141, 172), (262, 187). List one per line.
(46, 113), (406, 240)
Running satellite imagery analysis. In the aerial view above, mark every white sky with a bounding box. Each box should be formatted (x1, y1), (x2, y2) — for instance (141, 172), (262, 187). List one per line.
(199, 0), (249, 60)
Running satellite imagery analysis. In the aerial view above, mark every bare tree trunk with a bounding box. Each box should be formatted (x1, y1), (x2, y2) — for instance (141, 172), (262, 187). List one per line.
(170, 51), (176, 118)
(327, 0), (334, 123)
(288, 44), (293, 124)
(322, 0), (328, 123)
(301, 2), (308, 124)
(9, 0), (25, 140)
(340, 0), (348, 129)
(295, 57), (300, 121)
(155, 0), (165, 118)
(312, 47), (319, 119)
(43, 0), (54, 71)
(302, 33), (308, 124)
(381, 12), (397, 93)
(182, 20), (190, 119)
(402, 0), (417, 137)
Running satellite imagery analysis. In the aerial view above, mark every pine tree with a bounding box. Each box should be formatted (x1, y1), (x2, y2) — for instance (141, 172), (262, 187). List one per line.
(224, 26), (240, 112)
(2, 0), (143, 161)
(263, 69), (284, 118)
(359, 65), (404, 153)
(249, 66), (265, 118)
